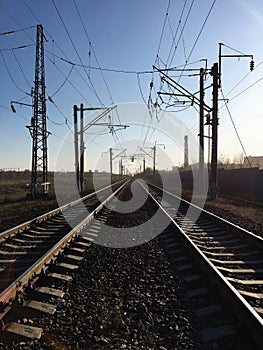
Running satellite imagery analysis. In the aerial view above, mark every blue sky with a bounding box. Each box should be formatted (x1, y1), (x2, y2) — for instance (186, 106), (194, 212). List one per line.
(0, 0), (263, 172)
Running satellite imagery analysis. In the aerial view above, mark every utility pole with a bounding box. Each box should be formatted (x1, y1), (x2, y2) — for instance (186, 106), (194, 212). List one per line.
(153, 142), (156, 175)
(73, 105), (79, 192)
(80, 103), (84, 193)
(199, 68), (205, 192)
(74, 105), (128, 193)
(105, 148), (126, 182)
(210, 63), (219, 199)
(184, 135), (189, 168)
(109, 147), (113, 182)
(26, 24), (49, 198)
(119, 159), (123, 177)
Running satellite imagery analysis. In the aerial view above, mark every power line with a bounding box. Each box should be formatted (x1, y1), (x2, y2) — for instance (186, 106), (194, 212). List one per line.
(167, 0), (195, 68)
(177, 0), (217, 81)
(51, 0), (104, 106)
(226, 59), (263, 97)
(72, 0), (115, 106)
(186, 0), (217, 63)
(22, 0), (97, 104)
(46, 52), (154, 74)
(45, 54), (90, 105)
(0, 43), (35, 52)
(220, 88), (252, 167)
(227, 74), (263, 103)
(0, 25), (36, 36)
(166, 0), (188, 68)
(0, 51), (31, 96)
(154, 0), (171, 65)
(0, 103), (29, 122)
(50, 65), (74, 97)
(12, 49), (32, 88)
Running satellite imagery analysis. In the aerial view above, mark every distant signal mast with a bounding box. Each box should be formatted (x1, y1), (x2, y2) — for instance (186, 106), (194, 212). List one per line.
(26, 24), (49, 198)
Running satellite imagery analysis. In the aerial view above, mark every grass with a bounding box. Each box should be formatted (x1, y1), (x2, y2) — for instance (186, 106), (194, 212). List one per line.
(0, 172), (123, 232)
(205, 197), (263, 227)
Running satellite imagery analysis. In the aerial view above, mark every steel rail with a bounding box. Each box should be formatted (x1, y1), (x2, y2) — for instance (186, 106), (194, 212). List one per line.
(0, 179), (126, 241)
(138, 180), (263, 347)
(0, 179), (129, 313)
(149, 182), (263, 249)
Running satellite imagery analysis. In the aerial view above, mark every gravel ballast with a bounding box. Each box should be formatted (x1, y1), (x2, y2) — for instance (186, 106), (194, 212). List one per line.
(37, 239), (195, 350)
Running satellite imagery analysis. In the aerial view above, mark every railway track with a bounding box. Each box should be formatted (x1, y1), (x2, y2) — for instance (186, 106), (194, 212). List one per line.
(140, 180), (263, 348)
(0, 179), (128, 343)
(0, 178), (262, 348)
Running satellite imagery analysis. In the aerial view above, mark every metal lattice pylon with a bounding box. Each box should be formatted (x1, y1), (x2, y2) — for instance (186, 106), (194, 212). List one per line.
(27, 24), (49, 198)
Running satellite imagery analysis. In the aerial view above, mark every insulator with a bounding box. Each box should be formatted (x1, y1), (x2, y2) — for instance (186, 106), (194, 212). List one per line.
(250, 59), (254, 71)
(11, 104), (16, 113)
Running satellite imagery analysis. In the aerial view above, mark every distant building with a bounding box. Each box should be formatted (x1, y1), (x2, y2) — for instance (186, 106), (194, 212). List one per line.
(244, 156), (263, 169)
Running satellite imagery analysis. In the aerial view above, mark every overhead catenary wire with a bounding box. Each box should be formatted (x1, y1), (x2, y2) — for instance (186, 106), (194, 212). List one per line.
(50, 65), (74, 98)
(165, 0), (189, 68)
(21, 0), (124, 144)
(72, 0), (115, 106)
(154, 0), (171, 65)
(220, 88), (252, 167)
(0, 3), (35, 42)
(167, 0), (195, 68)
(177, 0), (217, 81)
(225, 59), (263, 98)
(0, 51), (31, 96)
(12, 49), (32, 89)
(51, 0), (104, 107)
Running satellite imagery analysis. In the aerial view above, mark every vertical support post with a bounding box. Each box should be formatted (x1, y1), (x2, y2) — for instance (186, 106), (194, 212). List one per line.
(28, 24), (49, 198)
(184, 135), (189, 168)
(80, 103), (84, 193)
(210, 62), (219, 199)
(109, 147), (113, 183)
(153, 142), (156, 176)
(73, 105), (79, 192)
(119, 159), (122, 177)
(199, 68), (205, 193)
(218, 43), (222, 88)
(143, 158), (146, 173)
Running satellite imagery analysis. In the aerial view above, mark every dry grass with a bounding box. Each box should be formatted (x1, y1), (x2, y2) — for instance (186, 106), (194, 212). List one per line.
(0, 172), (123, 232)
(205, 198), (263, 227)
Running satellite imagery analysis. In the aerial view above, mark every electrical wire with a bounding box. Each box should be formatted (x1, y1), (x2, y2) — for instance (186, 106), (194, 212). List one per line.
(0, 51), (31, 96)
(225, 59), (263, 97)
(46, 52), (154, 74)
(0, 3), (35, 42)
(51, 0), (104, 106)
(12, 49), (32, 89)
(227, 74), (263, 103)
(0, 43), (35, 52)
(177, 0), (217, 81)
(166, 0), (188, 68)
(50, 65), (74, 97)
(0, 25), (36, 36)
(154, 0), (170, 65)
(137, 73), (148, 104)
(167, 0), (195, 68)
(220, 88), (252, 167)
(0, 103), (29, 122)
(45, 54), (90, 106)
(72, 0), (115, 106)
(21, 0), (86, 99)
